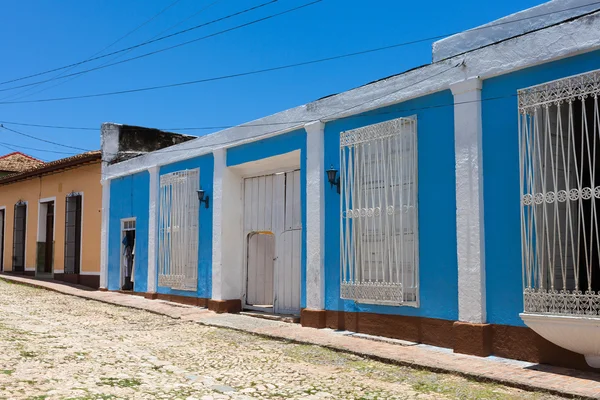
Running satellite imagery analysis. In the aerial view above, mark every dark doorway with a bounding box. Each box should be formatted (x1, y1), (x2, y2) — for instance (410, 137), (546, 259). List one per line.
(121, 219), (136, 291)
(12, 203), (26, 272)
(64, 195), (82, 275)
(43, 202), (54, 274)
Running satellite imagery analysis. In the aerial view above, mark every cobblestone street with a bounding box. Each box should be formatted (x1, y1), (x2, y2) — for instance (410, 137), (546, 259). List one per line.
(0, 281), (570, 400)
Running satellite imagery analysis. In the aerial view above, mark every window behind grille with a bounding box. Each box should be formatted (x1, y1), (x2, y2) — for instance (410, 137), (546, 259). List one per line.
(340, 117), (419, 305)
(158, 169), (199, 291)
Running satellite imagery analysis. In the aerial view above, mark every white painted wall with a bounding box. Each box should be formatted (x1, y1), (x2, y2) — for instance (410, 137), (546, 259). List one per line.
(99, 180), (110, 289)
(211, 148), (245, 300)
(451, 77), (486, 324)
(304, 121), (325, 310)
(147, 166), (159, 293)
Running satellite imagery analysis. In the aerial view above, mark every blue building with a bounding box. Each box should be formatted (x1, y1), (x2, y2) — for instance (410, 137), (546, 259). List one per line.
(100, 0), (600, 371)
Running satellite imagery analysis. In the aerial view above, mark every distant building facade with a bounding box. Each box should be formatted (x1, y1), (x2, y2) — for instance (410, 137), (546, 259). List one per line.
(0, 151), (102, 288)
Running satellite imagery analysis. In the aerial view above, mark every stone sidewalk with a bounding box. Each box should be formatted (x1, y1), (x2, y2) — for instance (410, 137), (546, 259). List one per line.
(1, 274), (600, 399)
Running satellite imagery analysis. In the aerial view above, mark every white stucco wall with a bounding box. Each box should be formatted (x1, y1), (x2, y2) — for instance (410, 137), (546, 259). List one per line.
(432, 0), (600, 62)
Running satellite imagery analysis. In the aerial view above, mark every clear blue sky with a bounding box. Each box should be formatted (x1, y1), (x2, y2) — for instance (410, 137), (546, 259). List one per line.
(0, 0), (546, 161)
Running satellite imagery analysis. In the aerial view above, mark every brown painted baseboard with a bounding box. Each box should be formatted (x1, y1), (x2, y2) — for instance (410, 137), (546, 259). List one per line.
(453, 321), (492, 357)
(208, 299), (242, 314)
(318, 310), (595, 371)
(2, 270), (37, 277)
(324, 310), (455, 348)
(154, 293), (208, 308)
(301, 308), (327, 328)
(53, 273), (99, 289)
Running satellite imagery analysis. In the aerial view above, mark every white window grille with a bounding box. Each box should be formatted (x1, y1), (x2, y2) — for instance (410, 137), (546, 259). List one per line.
(519, 69), (600, 316)
(158, 169), (199, 291)
(340, 117), (419, 305)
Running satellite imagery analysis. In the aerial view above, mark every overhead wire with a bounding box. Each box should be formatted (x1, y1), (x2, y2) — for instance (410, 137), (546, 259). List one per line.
(0, 0), (314, 95)
(0, 0), (598, 92)
(5, 0), (225, 102)
(0, 61), (461, 160)
(0, 0), (599, 105)
(0, 0), (186, 101)
(2, 1), (600, 163)
(0, 0), (280, 87)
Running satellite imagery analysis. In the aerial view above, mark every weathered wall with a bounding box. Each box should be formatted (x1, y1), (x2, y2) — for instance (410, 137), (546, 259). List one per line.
(323, 90), (458, 320)
(482, 49), (600, 327)
(107, 171), (149, 291)
(156, 154), (214, 299)
(0, 162), (102, 274)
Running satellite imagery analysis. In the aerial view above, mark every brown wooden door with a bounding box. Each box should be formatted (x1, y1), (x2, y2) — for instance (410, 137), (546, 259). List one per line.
(44, 202), (54, 273)
(13, 204), (26, 272)
(64, 195), (82, 274)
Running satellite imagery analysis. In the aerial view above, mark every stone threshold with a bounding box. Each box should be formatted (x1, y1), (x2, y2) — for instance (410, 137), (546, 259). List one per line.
(1, 273), (599, 399)
(240, 310), (300, 324)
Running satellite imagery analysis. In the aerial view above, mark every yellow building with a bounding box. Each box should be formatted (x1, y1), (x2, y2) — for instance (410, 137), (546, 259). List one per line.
(0, 151), (102, 288)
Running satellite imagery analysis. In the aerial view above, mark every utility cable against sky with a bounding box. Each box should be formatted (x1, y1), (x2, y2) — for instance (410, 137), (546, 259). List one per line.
(0, 62), (461, 157)
(0, 0), (186, 101)
(0, 125), (91, 151)
(0, 85), (579, 133)
(0, 0), (309, 94)
(4, 0), (225, 102)
(0, 0), (599, 104)
(0, 0), (280, 87)
(0, 0), (598, 91)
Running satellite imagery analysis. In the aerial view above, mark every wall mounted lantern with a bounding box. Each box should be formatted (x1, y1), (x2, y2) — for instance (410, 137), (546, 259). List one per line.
(326, 165), (340, 194)
(197, 189), (210, 209)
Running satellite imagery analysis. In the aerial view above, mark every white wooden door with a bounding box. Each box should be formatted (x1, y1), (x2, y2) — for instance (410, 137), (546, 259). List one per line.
(274, 170), (302, 315)
(246, 233), (275, 306)
(244, 170), (301, 314)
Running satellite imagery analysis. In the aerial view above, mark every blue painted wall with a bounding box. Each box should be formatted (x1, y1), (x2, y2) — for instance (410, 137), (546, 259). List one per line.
(482, 50), (600, 327)
(157, 154), (214, 299)
(323, 90), (458, 320)
(108, 172), (150, 292)
(227, 129), (308, 308)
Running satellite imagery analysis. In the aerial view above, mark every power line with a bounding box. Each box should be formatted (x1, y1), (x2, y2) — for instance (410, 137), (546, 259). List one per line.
(0, 125), (92, 151)
(5, 0), (225, 102)
(0, 141), (78, 155)
(0, 0), (186, 101)
(0, 0), (313, 94)
(0, 62), (459, 158)
(1, 0), (598, 93)
(0, 85), (563, 134)
(0, 0), (280, 87)
(1, 1), (598, 105)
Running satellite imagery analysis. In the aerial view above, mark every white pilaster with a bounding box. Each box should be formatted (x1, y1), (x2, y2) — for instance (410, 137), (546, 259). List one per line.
(304, 121), (325, 310)
(147, 166), (159, 293)
(212, 148), (244, 300)
(99, 179), (111, 289)
(450, 77), (486, 324)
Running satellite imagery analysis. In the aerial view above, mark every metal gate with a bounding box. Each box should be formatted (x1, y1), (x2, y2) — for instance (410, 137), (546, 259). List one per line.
(244, 170), (301, 314)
